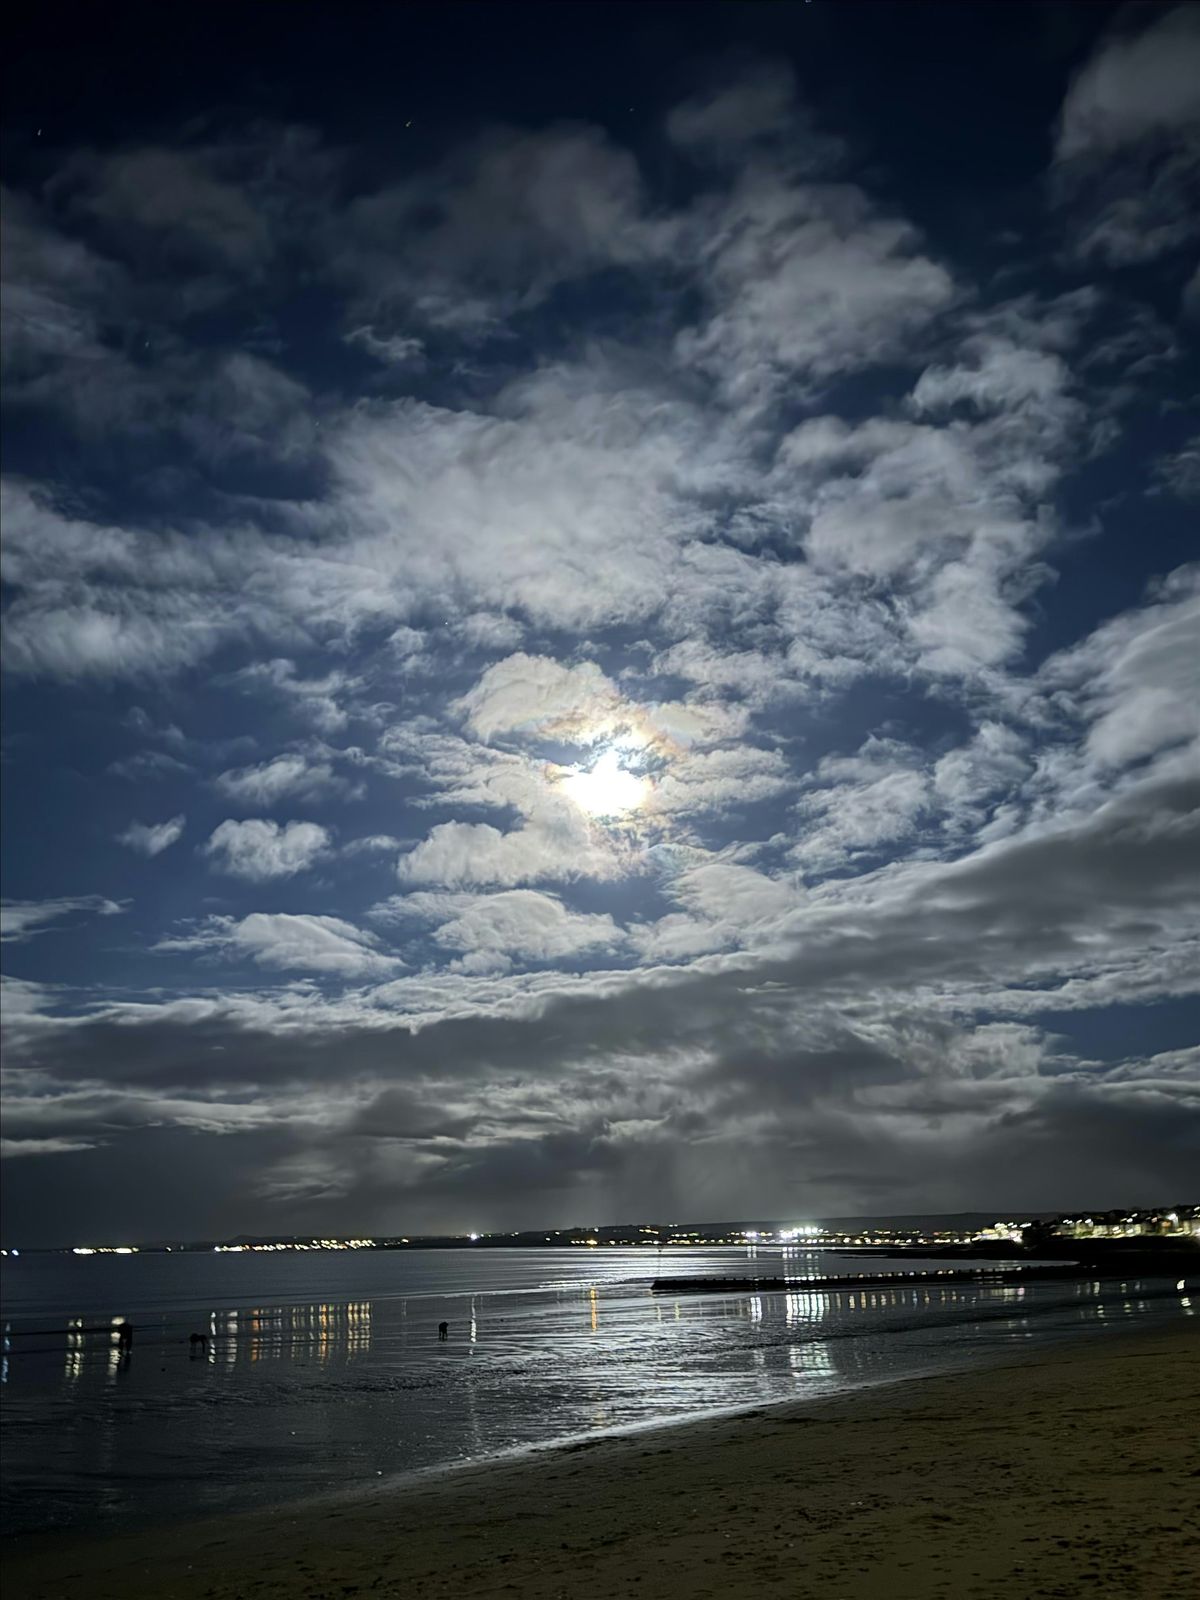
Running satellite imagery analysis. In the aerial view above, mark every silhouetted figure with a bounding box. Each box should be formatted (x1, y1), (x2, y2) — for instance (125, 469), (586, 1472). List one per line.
(189, 1332), (210, 1356)
(438, 1321), (449, 1340)
(117, 1321), (134, 1353)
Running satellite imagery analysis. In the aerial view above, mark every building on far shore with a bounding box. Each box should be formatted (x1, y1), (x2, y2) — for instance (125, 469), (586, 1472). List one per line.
(1052, 1207), (1199, 1240)
(974, 1206), (1200, 1246)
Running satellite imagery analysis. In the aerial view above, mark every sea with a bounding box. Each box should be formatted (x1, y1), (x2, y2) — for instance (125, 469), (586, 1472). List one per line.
(1, 1246), (1195, 1538)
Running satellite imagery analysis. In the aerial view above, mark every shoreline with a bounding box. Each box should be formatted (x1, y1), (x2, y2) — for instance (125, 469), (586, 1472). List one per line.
(3, 1302), (1176, 1541)
(5, 1321), (1198, 1598)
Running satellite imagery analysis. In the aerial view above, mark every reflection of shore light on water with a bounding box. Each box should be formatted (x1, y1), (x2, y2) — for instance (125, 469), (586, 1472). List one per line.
(561, 747), (647, 819)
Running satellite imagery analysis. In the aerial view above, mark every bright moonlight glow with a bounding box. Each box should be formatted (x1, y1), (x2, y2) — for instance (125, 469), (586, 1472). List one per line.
(562, 747), (648, 818)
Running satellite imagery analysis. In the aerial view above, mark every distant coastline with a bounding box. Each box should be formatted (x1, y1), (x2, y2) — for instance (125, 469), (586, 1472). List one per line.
(5, 1202), (1197, 1258)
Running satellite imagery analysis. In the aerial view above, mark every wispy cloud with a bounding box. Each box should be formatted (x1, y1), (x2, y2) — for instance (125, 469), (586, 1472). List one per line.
(0, 896), (125, 944)
(118, 815), (186, 856)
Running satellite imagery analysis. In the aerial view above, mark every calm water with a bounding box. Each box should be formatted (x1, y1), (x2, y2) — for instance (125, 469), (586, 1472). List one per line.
(2, 1247), (1195, 1537)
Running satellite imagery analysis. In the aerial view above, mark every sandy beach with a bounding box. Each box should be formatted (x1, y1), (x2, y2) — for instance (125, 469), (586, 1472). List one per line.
(5, 1323), (1198, 1600)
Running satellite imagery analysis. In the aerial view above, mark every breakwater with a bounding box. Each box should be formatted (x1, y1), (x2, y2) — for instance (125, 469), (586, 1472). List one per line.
(651, 1259), (1198, 1295)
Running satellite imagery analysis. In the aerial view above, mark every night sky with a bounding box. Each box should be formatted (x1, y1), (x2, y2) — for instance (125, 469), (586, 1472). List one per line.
(2, 3), (1198, 1247)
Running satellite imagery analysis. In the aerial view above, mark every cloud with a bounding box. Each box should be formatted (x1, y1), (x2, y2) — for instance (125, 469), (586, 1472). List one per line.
(666, 856), (801, 922)
(322, 372), (722, 636)
(677, 175), (956, 405)
(793, 741), (932, 875)
(910, 339), (1072, 416)
(344, 326), (425, 366)
(202, 819), (332, 881)
(380, 889), (626, 974)
(457, 612), (525, 653)
(1053, 9), (1200, 265)
(225, 660), (362, 733)
(2, 178), (316, 454)
(1037, 566), (1200, 775)
(159, 912), (400, 977)
(455, 654), (622, 743)
(9, 764), (1195, 1222)
(0, 482), (250, 680)
(1055, 8), (1200, 159)
(445, 655), (788, 828)
(68, 145), (273, 271)
(1, 187), (125, 385)
(666, 61), (810, 155)
(214, 753), (357, 806)
(651, 744), (792, 817)
(0, 896), (125, 944)
(396, 810), (623, 890)
(117, 815), (186, 857)
(1, 1137), (99, 1160)
(629, 854), (806, 962)
(789, 346), (1077, 591)
(343, 833), (405, 857)
(336, 124), (655, 329)
(108, 749), (194, 782)
(386, 714), (640, 889)
(933, 723), (1029, 832)
(1154, 436), (1200, 502)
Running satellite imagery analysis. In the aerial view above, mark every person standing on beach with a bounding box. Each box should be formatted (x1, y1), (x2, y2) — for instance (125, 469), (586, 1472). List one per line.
(438, 1321), (449, 1340)
(117, 1321), (134, 1353)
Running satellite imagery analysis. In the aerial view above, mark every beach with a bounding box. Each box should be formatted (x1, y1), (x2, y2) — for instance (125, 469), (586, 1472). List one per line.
(5, 1322), (1197, 1600)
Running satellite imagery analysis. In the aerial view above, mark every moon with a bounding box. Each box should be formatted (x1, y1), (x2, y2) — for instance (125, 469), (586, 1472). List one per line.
(561, 747), (648, 819)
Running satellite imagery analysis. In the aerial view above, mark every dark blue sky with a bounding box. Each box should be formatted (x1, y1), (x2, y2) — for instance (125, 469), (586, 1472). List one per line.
(2, 2), (1197, 1245)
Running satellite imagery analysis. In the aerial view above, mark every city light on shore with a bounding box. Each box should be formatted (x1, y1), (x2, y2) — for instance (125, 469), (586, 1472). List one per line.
(45, 1206), (1198, 1259)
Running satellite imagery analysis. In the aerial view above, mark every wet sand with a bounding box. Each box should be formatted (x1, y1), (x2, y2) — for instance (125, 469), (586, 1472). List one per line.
(5, 1324), (1198, 1599)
